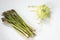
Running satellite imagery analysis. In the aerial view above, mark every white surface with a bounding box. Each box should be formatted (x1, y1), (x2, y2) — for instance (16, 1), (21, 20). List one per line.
(0, 0), (60, 40)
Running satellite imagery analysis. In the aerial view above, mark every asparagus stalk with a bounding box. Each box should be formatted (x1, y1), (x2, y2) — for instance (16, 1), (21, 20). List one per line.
(9, 10), (35, 37)
(2, 12), (30, 37)
(2, 9), (35, 38)
(2, 18), (29, 37)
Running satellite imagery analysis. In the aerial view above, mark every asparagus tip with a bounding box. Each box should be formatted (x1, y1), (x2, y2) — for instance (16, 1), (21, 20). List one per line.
(1, 18), (7, 22)
(1, 18), (5, 22)
(2, 12), (7, 16)
(11, 9), (16, 12)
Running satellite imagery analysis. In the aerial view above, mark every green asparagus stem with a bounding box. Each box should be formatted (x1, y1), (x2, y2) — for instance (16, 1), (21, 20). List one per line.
(2, 9), (35, 38)
(9, 10), (35, 37)
(2, 18), (29, 37)
(2, 12), (30, 37)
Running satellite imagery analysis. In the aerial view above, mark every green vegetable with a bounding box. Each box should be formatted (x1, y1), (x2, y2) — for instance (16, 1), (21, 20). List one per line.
(2, 9), (35, 38)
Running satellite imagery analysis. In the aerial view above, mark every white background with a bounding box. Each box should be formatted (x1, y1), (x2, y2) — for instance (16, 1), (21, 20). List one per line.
(0, 0), (60, 40)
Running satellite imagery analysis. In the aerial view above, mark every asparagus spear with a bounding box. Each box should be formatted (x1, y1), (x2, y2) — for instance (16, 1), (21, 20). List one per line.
(9, 10), (35, 37)
(2, 18), (29, 37)
(2, 12), (30, 37)
(2, 9), (35, 38)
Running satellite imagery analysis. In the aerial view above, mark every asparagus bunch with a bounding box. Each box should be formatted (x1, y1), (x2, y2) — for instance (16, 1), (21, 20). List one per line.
(2, 9), (35, 38)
